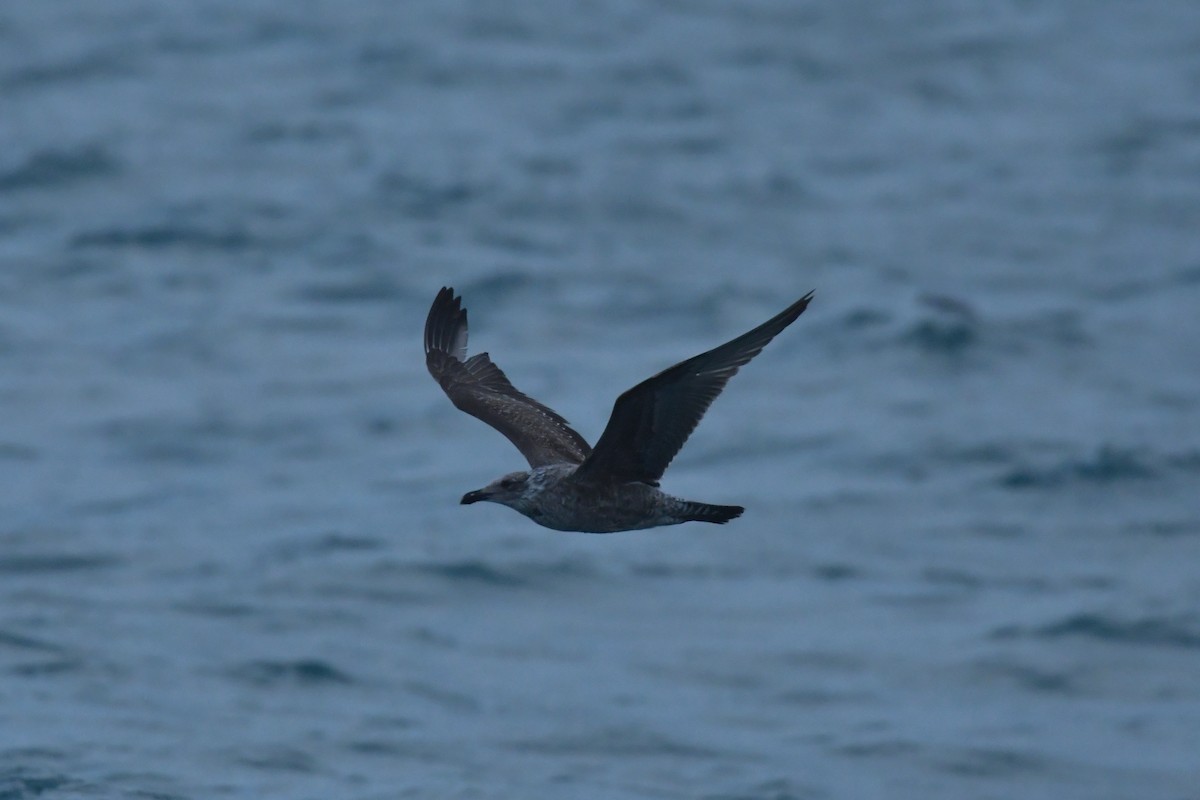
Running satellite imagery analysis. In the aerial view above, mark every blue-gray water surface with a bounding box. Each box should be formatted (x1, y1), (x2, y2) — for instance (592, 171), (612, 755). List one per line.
(2, 2), (1199, 798)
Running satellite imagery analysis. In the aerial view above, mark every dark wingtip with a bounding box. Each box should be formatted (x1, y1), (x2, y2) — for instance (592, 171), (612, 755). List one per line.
(788, 290), (816, 318)
(683, 502), (744, 525)
(720, 505), (746, 524)
(425, 286), (468, 359)
(747, 290), (816, 343)
(756, 290), (815, 340)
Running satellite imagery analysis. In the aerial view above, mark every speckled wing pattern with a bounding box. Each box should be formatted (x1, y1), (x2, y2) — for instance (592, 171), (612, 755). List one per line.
(574, 292), (815, 486)
(424, 287), (592, 468)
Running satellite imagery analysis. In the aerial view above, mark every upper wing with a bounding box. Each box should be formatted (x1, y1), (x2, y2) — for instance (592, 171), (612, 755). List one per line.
(424, 287), (592, 468)
(573, 292), (814, 485)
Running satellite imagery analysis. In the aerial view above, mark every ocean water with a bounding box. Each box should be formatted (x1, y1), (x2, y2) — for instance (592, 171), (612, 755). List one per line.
(2, 1), (1199, 798)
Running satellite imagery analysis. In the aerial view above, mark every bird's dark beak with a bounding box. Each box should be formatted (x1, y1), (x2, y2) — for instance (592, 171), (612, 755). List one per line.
(461, 490), (487, 505)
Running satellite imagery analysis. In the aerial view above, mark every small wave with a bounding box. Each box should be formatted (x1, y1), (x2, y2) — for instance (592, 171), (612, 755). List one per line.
(813, 563), (861, 581)
(701, 777), (820, 800)
(994, 613), (1200, 649)
(0, 629), (67, 654)
(294, 273), (403, 304)
(629, 561), (750, 580)
(1167, 450), (1200, 472)
(509, 726), (720, 759)
(70, 224), (253, 251)
(936, 746), (1048, 778)
(0, 553), (120, 574)
(227, 659), (354, 687)
(0, 145), (118, 191)
(970, 658), (1076, 694)
(999, 445), (1161, 489)
(7, 659), (86, 677)
(99, 417), (231, 466)
(410, 556), (598, 589)
(173, 600), (258, 619)
(97, 415), (324, 467)
(1127, 519), (1200, 538)
(1038, 613), (1200, 649)
(375, 170), (484, 220)
(3, 50), (132, 89)
(413, 559), (526, 587)
(266, 532), (383, 563)
(835, 739), (921, 759)
(0, 769), (77, 798)
(0, 750), (90, 800)
(402, 680), (480, 713)
(234, 745), (318, 773)
(901, 293), (980, 354)
(838, 299), (1093, 364)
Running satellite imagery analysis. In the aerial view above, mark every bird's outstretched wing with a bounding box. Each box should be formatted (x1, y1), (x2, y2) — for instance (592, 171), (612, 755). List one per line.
(425, 287), (592, 468)
(573, 292), (814, 485)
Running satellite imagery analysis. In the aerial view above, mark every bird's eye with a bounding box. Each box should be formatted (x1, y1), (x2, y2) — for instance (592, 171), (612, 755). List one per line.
(501, 478), (516, 489)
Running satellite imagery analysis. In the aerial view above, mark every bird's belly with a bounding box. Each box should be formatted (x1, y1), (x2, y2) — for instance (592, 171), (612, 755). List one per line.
(529, 481), (676, 534)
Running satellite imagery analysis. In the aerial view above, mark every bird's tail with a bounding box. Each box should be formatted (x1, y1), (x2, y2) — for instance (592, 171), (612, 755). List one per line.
(678, 501), (744, 525)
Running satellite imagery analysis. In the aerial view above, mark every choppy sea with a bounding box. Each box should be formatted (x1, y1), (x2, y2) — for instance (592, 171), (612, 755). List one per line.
(3, 2), (1199, 798)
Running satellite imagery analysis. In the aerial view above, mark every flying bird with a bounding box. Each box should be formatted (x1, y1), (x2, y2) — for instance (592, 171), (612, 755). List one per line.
(424, 286), (814, 532)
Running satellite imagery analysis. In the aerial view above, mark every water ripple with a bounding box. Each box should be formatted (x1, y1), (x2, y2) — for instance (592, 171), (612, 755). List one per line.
(228, 659), (355, 687)
(0, 145), (119, 191)
(994, 613), (1200, 649)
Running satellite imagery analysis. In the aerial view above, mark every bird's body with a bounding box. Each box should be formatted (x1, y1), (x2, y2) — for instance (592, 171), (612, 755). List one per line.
(424, 287), (813, 533)
(464, 463), (742, 533)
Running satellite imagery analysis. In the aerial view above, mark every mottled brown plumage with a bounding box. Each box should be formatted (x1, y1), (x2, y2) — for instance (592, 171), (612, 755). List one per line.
(424, 287), (591, 468)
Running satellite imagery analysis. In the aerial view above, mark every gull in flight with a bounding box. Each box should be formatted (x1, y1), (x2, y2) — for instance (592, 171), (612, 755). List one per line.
(425, 287), (814, 532)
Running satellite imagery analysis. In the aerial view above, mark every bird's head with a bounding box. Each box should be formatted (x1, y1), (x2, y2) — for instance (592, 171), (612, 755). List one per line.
(460, 471), (531, 509)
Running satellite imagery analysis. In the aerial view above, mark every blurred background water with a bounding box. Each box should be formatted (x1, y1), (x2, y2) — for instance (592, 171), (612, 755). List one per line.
(2, 1), (1199, 798)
